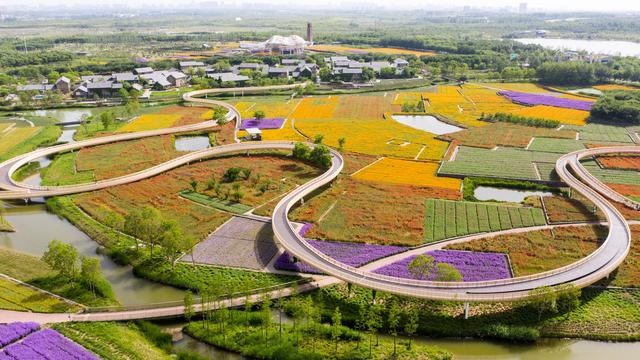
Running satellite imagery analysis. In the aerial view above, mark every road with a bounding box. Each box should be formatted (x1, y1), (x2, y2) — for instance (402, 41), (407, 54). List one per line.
(0, 84), (637, 321)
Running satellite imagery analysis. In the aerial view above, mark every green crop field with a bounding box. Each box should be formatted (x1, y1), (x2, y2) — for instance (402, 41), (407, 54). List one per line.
(528, 137), (586, 154)
(581, 159), (640, 185)
(439, 146), (560, 181)
(424, 199), (547, 243)
(566, 124), (635, 143)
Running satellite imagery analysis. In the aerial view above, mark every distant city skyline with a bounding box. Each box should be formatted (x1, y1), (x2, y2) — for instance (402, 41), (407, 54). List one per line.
(1, 0), (640, 13)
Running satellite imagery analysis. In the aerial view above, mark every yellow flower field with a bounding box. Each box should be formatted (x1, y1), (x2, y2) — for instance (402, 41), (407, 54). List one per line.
(117, 114), (182, 132)
(508, 105), (590, 125)
(291, 97), (339, 119)
(232, 98), (300, 119)
(334, 95), (397, 119)
(593, 84), (639, 91)
(261, 119), (307, 141)
(308, 44), (436, 56)
(392, 92), (423, 105)
(0, 126), (40, 153)
(295, 117), (449, 160)
(352, 157), (461, 189)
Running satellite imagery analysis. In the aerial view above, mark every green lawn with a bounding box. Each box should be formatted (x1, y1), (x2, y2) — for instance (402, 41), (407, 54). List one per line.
(424, 199), (546, 243)
(41, 152), (95, 186)
(180, 190), (253, 214)
(0, 277), (79, 313)
(0, 126), (61, 162)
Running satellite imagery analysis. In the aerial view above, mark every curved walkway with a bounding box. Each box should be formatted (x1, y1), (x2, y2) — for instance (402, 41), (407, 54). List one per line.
(0, 85), (637, 320)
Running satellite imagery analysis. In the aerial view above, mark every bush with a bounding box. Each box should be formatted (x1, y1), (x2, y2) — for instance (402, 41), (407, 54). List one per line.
(222, 167), (243, 182)
(481, 324), (540, 343)
(135, 321), (173, 352)
(481, 112), (560, 128)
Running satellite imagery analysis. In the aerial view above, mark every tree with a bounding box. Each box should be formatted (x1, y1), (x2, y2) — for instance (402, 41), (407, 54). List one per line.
(80, 256), (101, 300)
(313, 134), (324, 144)
(309, 145), (332, 169)
(42, 240), (78, 278)
(261, 293), (272, 343)
(189, 179), (198, 193)
(366, 304), (383, 357)
(292, 142), (311, 160)
(124, 208), (145, 250)
(253, 110), (266, 120)
(387, 300), (401, 355)
(125, 100), (140, 116)
(118, 88), (130, 104)
(184, 290), (195, 323)
(141, 207), (163, 256)
(380, 66), (397, 79)
(212, 107), (228, 123)
(529, 286), (558, 321)
(159, 220), (184, 270)
(222, 167), (242, 182)
(404, 308), (419, 349)
(338, 137), (346, 151)
(331, 307), (342, 355)
(556, 284), (581, 313)
(433, 263), (462, 282)
(408, 254), (435, 280)
(99, 111), (115, 130)
(355, 303), (367, 349)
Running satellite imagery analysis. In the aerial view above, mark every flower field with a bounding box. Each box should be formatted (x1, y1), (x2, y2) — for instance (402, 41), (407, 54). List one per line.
(508, 105), (590, 125)
(116, 113), (182, 132)
(581, 159), (640, 186)
(260, 119), (307, 141)
(598, 155), (640, 171)
(373, 249), (512, 281)
(295, 116), (449, 159)
(445, 225), (604, 276)
(74, 153), (321, 241)
(239, 117), (285, 130)
(441, 122), (576, 149)
(76, 135), (180, 180)
(290, 177), (460, 245)
(0, 323), (97, 360)
(424, 199), (547, 243)
(498, 91), (594, 111)
(275, 238), (408, 274)
(333, 95), (398, 119)
(291, 97), (339, 119)
(352, 157), (462, 189)
(232, 98), (299, 119)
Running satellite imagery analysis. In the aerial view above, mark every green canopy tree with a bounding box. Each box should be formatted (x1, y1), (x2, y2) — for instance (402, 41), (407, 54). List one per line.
(42, 240), (78, 278)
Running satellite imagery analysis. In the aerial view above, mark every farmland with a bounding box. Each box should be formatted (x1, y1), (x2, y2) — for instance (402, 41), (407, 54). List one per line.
(116, 113), (182, 132)
(527, 137), (586, 154)
(598, 155), (640, 170)
(290, 96), (339, 119)
(0, 126), (61, 162)
(441, 122), (575, 149)
(445, 225), (604, 276)
(424, 199), (547, 243)
(73, 153), (322, 241)
(0, 278), (78, 313)
(352, 157), (461, 189)
(566, 123), (635, 143)
(291, 177), (460, 245)
(439, 146), (560, 181)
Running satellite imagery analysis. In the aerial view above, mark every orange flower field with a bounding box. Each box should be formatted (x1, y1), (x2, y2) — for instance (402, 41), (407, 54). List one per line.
(352, 157), (462, 189)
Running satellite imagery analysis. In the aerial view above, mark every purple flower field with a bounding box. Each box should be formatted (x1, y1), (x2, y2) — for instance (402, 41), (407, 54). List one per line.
(498, 91), (593, 111)
(0, 324), (97, 360)
(239, 117), (285, 130)
(0, 322), (39, 346)
(275, 238), (408, 274)
(373, 249), (512, 282)
(298, 223), (313, 237)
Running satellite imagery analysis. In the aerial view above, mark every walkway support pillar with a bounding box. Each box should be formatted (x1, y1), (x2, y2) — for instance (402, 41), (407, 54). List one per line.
(464, 302), (469, 320)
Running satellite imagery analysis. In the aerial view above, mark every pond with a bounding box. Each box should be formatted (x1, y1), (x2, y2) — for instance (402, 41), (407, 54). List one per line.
(515, 38), (640, 57)
(175, 135), (211, 151)
(0, 204), (185, 306)
(391, 115), (462, 135)
(26, 109), (93, 125)
(473, 186), (553, 203)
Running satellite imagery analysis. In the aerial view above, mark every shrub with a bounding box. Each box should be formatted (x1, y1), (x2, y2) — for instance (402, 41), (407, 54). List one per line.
(482, 112), (560, 128)
(222, 167), (243, 182)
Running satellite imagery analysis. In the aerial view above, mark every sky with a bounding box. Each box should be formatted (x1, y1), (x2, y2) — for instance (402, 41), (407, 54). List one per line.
(1, 0), (640, 13)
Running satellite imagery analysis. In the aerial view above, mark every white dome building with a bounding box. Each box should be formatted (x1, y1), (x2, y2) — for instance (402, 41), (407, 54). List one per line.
(263, 35), (307, 55)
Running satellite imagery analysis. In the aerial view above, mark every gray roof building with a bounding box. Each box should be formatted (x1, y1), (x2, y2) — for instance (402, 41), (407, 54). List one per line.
(208, 72), (250, 83)
(134, 67), (154, 75)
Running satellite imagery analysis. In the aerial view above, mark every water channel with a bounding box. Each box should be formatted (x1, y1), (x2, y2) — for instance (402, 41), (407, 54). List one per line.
(2, 107), (638, 357)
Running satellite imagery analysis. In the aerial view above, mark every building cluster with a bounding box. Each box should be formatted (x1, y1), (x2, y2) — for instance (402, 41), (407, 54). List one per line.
(205, 59), (319, 84)
(16, 65), (191, 100)
(324, 56), (409, 80)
